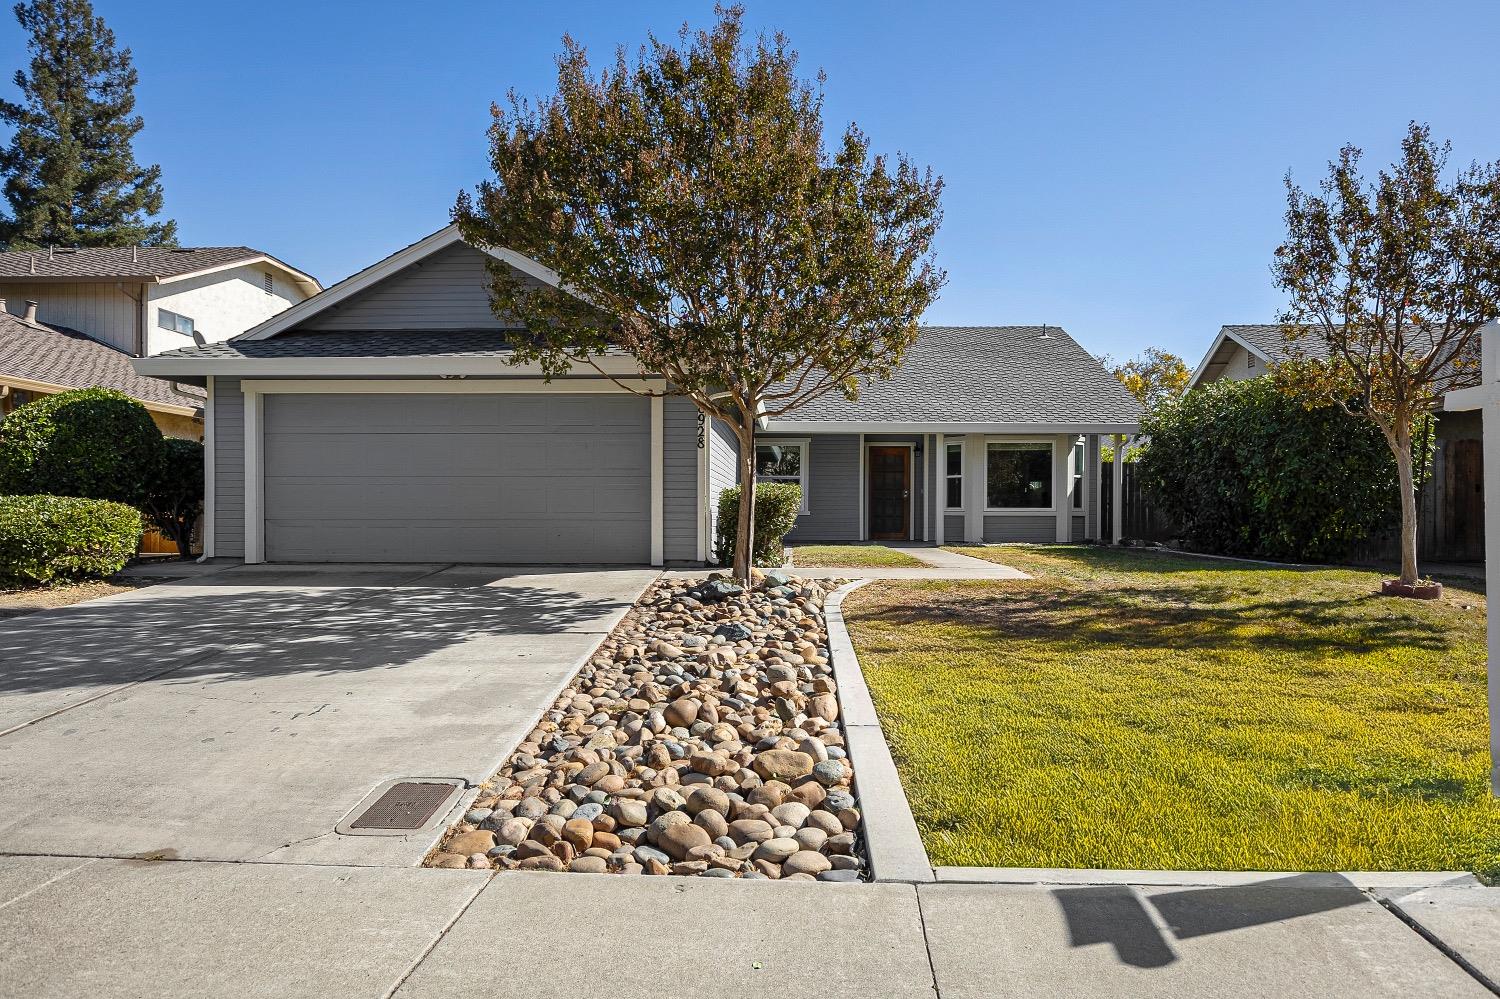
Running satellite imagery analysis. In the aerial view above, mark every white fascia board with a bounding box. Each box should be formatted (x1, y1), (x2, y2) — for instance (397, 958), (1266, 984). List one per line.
(1445, 385), (1488, 411)
(156, 256), (322, 293)
(239, 377), (666, 395)
(238, 226), (464, 340)
(236, 225), (565, 342)
(130, 353), (653, 379)
(763, 420), (1141, 435)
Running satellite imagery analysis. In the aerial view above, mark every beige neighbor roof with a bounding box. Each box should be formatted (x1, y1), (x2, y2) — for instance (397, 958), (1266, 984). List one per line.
(0, 312), (204, 415)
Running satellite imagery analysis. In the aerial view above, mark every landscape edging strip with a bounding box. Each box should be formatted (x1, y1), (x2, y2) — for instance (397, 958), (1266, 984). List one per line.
(825, 579), (935, 884)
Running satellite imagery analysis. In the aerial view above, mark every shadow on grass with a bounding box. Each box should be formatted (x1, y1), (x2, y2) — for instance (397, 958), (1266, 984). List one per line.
(858, 580), (1459, 657)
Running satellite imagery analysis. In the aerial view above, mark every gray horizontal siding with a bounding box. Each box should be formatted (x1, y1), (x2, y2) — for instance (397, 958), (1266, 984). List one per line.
(663, 396), (699, 563)
(707, 418), (739, 564)
(983, 514), (1056, 543)
(301, 243), (541, 330)
(1071, 513), (1086, 542)
(213, 377), (245, 557)
(944, 513), (964, 541)
(781, 433), (860, 542)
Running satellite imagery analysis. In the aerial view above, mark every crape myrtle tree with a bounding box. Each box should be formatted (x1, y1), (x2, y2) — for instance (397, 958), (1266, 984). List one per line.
(1273, 122), (1500, 587)
(454, 6), (944, 581)
(0, 0), (176, 248)
(1105, 347), (1190, 413)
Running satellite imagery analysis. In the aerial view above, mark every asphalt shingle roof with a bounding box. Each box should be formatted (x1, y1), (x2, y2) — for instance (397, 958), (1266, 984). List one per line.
(772, 326), (1142, 425)
(1222, 324), (1330, 362)
(0, 246), (310, 283)
(0, 313), (205, 411)
(156, 329), (527, 359)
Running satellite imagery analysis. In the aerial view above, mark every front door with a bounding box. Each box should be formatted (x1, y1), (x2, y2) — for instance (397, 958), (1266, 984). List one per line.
(868, 446), (910, 540)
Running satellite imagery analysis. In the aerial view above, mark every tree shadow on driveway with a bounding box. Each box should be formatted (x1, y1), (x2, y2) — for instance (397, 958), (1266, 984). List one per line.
(0, 566), (643, 699)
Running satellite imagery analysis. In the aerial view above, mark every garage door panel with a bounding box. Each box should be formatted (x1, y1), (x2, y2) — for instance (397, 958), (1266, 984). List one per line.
(262, 393), (651, 563)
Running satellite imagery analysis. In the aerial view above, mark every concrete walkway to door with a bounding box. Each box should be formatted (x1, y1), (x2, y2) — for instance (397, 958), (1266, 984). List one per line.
(0, 563), (657, 867)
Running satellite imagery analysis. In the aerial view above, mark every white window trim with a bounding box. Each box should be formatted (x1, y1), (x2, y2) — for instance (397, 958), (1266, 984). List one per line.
(982, 437), (1060, 514)
(943, 439), (965, 512)
(757, 437), (811, 514)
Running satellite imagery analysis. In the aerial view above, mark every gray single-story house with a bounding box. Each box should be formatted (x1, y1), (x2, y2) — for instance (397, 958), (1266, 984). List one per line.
(134, 225), (1142, 565)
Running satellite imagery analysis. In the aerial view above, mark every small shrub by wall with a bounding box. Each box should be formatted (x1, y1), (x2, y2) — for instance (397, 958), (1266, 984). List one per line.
(0, 388), (161, 506)
(713, 482), (803, 567)
(1137, 376), (1421, 561)
(0, 495), (143, 587)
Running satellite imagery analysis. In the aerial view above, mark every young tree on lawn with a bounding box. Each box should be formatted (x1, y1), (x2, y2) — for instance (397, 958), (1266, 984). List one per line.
(0, 0), (176, 249)
(1273, 122), (1500, 587)
(1105, 347), (1190, 412)
(454, 6), (944, 580)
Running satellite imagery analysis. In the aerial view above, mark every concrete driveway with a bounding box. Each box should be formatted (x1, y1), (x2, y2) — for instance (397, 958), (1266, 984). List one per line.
(0, 563), (656, 866)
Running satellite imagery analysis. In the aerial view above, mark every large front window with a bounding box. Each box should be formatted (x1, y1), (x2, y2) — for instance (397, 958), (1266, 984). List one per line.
(986, 442), (1053, 509)
(756, 440), (808, 512)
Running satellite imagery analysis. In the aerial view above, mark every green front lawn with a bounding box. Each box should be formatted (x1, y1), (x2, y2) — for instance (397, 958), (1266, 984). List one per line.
(790, 544), (927, 568)
(846, 546), (1499, 880)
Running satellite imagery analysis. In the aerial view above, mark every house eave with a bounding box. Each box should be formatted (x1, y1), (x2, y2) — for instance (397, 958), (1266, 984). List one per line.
(130, 353), (655, 379)
(762, 420), (1141, 435)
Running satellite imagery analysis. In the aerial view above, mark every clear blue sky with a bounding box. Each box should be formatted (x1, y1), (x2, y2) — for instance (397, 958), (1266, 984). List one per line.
(4, 1), (1498, 364)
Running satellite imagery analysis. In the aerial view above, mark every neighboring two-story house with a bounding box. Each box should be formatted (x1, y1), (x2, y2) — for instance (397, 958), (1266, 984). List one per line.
(1189, 324), (1483, 562)
(0, 246), (320, 437)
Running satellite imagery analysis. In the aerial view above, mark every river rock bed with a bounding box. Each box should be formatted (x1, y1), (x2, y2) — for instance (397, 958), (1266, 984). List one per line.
(426, 571), (866, 881)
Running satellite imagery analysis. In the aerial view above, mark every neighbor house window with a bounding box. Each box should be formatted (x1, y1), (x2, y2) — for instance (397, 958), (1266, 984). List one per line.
(756, 440), (808, 513)
(986, 442), (1053, 509)
(1072, 439), (1084, 509)
(157, 308), (195, 335)
(944, 441), (963, 509)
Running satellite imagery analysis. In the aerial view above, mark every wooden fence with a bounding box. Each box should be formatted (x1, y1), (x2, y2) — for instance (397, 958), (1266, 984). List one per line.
(1099, 462), (1178, 544)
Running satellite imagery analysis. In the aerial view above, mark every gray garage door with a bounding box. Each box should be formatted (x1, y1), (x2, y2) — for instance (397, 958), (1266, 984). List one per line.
(262, 393), (650, 563)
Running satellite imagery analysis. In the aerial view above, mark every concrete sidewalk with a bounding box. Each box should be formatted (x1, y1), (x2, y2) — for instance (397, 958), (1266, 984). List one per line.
(1, 859), (1493, 998)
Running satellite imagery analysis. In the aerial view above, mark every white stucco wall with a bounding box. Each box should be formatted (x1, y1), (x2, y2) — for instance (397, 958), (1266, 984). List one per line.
(147, 264), (307, 354)
(1210, 343), (1264, 383)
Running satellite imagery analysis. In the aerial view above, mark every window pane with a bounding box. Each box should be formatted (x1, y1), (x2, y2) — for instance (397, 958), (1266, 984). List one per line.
(1072, 442), (1084, 508)
(945, 474), (962, 509)
(157, 310), (175, 331)
(945, 443), (963, 477)
(756, 444), (801, 478)
(986, 443), (1052, 508)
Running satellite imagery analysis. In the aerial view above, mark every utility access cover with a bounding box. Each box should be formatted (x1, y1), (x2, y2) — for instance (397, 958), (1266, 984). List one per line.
(349, 781), (460, 831)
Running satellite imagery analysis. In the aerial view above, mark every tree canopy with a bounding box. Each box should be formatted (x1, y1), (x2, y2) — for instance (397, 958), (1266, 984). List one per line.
(455, 5), (944, 578)
(1105, 347), (1190, 412)
(0, 0), (176, 249)
(1273, 121), (1500, 585)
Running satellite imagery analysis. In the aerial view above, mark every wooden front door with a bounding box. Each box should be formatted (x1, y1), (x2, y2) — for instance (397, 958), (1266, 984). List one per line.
(868, 446), (910, 540)
(1442, 438), (1484, 561)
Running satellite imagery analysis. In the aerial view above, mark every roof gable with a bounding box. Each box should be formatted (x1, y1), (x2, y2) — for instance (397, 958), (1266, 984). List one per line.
(0, 245), (318, 291)
(238, 225), (560, 341)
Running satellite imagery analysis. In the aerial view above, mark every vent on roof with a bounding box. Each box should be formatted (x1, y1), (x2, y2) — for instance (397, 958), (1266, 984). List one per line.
(171, 248), (195, 253)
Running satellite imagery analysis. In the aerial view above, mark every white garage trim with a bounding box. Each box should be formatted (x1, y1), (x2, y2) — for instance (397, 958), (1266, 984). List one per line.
(240, 380), (665, 566)
(650, 396), (664, 566)
(201, 375), (215, 560)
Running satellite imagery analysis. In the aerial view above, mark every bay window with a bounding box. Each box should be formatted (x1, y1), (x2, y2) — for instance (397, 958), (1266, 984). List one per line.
(985, 441), (1053, 509)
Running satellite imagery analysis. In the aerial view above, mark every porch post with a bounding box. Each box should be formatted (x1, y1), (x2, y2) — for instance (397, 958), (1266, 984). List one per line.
(933, 433), (945, 546)
(1055, 433), (1073, 542)
(1111, 434), (1126, 545)
(964, 435), (984, 544)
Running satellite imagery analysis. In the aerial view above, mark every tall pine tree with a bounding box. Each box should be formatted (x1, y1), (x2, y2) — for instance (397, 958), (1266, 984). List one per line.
(0, 0), (175, 248)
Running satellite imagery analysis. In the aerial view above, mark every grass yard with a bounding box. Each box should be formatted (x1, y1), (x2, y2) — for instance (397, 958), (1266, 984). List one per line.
(789, 544), (927, 568)
(846, 545), (1499, 881)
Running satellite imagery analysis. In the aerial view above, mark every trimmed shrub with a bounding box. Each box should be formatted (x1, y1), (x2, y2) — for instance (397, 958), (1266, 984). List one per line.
(1138, 376), (1424, 561)
(0, 494), (143, 587)
(0, 388), (161, 506)
(144, 438), (205, 559)
(714, 482), (803, 567)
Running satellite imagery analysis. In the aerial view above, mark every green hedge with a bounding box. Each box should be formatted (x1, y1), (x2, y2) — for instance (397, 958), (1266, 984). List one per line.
(1138, 376), (1423, 561)
(714, 482), (803, 567)
(0, 494), (143, 587)
(0, 388), (161, 506)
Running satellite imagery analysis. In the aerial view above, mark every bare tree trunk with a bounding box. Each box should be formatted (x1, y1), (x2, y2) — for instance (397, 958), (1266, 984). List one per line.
(732, 417), (758, 585)
(1392, 420), (1420, 586)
